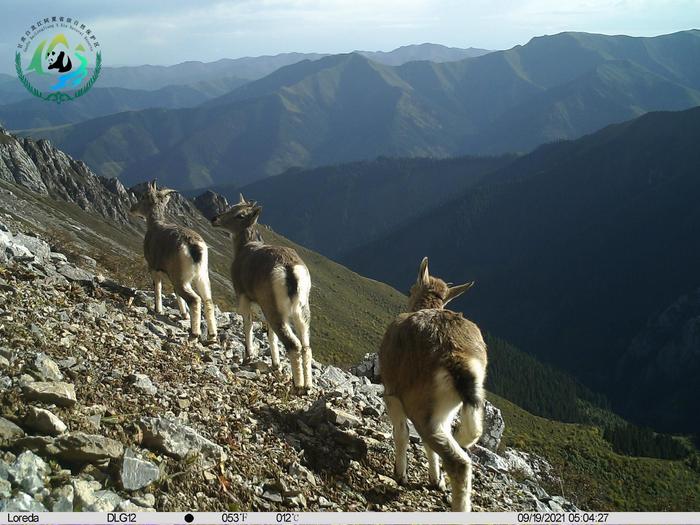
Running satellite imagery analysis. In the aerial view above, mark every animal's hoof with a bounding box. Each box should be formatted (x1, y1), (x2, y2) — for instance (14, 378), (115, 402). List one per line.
(293, 385), (310, 396)
(396, 474), (408, 486)
(188, 334), (199, 343)
(431, 477), (447, 491)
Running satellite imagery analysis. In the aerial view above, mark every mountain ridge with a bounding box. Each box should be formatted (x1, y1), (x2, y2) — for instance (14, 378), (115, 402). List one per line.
(29, 30), (700, 189)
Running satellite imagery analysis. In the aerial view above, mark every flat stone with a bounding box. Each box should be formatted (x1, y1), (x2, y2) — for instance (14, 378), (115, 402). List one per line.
(57, 264), (94, 283)
(50, 252), (68, 263)
(128, 373), (157, 395)
(140, 417), (226, 467)
(22, 381), (76, 407)
(329, 407), (362, 428)
(262, 490), (283, 503)
(0, 416), (24, 443)
(472, 444), (509, 471)
(289, 462), (316, 487)
(1, 232), (33, 262)
(120, 448), (160, 491)
(25, 406), (67, 436)
(13, 233), (51, 262)
(235, 370), (258, 380)
(317, 365), (354, 395)
(84, 489), (122, 512)
(48, 432), (124, 464)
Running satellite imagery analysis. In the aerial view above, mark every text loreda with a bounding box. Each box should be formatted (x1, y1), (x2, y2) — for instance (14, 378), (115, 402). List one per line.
(6, 514), (39, 523)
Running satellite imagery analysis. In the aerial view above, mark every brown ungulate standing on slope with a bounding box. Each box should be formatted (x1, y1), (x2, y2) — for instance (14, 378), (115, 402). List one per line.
(211, 194), (313, 392)
(379, 257), (487, 511)
(130, 180), (217, 342)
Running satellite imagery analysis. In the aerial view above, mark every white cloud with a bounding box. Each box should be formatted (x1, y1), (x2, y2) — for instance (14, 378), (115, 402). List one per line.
(0, 0), (697, 70)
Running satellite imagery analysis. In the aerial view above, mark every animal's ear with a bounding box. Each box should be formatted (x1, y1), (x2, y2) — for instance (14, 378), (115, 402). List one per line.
(418, 257), (430, 286)
(241, 205), (262, 226)
(444, 281), (475, 306)
(239, 193), (247, 204)
(148, 180), (157, 191)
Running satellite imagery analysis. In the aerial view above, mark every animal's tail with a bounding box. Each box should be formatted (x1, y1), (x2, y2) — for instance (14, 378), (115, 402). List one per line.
(444, 354), (486, 408)
(286, 264), (311, 305)
(188, 243), (204, 264)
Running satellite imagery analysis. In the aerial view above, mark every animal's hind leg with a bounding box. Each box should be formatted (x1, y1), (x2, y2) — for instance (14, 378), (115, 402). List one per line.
(267, 324), (280, 370)
(193, 273), (217, 342)
(455, 402), (484, 449)
(274, 320), (303, 389)
(292, 303), (312, 390)
(385, 395), (409, 485)
(238, 296), (256, 360)
(177, 296), (189, 319)
(416, 420), (473, 512)
(175, 282), (201, 338)
(151, 271), (163, 314)
(424, 444), (446, 490)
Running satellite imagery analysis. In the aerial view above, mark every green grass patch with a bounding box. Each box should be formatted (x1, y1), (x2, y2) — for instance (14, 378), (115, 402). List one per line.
(490, 393), (700, 511)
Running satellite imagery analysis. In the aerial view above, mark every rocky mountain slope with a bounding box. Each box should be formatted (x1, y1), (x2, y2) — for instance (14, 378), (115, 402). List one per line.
(0, 221), (576, 512)
(0, 127), (405, 367)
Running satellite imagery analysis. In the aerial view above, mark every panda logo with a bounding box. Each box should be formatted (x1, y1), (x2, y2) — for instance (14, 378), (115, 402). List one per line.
(46, 49), (73, 73)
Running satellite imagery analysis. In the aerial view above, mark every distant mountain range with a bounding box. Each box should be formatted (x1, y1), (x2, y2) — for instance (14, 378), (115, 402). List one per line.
(26, 30), (700, 190)
(231, 155), (515, 257)
(0, 77), (248, 129)
(357, 43), (491, 65)
(96, 44), (490, 90)
(336, 106), (700, 434)
(0, 43), (491, 127)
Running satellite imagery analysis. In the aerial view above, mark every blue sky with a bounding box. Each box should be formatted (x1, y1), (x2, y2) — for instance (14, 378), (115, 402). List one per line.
(1, 0), (699, 72)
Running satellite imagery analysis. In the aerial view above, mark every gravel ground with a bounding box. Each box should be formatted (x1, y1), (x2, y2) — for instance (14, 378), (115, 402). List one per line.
(0, 218), (578, 513)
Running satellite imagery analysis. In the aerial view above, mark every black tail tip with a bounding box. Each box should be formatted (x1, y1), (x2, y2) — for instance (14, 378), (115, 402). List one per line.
(189, 244), (203, 264)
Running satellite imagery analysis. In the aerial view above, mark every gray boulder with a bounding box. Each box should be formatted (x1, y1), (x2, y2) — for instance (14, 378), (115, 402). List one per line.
(25, 406), (68, 436)
(0, 491), (47, 511)
(350, 352), (380, 382)
(140, 417), (226, 466)
(13, 233), (51, 263)
(479, 400), (505, 451)
(472, 444), (509, 471)
(22, 381), (77, 407)
(128, 373), (157, 395)
(28, 352), (64, 381)
(48, 432), (124, 464)
(46, 484), (74, 511)
(57, 264), (94, 283)
(0, 416), (24, 443)
(317, 365), (354, 396)
(7, 450), (49, 494)
(120, 448), (160, 491)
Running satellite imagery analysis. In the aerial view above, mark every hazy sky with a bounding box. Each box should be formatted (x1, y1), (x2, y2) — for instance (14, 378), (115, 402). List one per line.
(1, 0), (699, 72)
